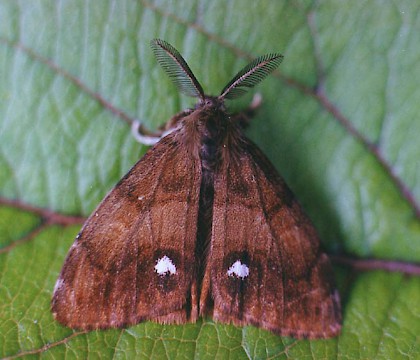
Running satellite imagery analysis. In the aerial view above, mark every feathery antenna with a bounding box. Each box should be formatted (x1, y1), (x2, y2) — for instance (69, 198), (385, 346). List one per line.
(220, 54), (283, 100)
(151, 39), (205, 99)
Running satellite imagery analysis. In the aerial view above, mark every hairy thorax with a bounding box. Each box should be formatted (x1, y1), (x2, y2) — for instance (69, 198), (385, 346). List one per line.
(178, 96), (243, 174)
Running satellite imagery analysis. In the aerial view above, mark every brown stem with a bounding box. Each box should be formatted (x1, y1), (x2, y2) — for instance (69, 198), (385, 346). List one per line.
(331, 255), (420, 276)
(0, 197), (85, 226)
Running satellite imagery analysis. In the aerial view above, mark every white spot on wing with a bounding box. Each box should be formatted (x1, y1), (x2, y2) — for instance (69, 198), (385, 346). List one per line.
(70, 239), (79, 249)
(53, 278), (64, 293)
(227, 260), (249, 279)
(155, 255), (177, 276)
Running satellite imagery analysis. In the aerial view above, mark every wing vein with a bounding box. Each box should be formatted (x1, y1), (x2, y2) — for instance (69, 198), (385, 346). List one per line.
(248, 154), (285, 322)
(133, 141), (176, 316)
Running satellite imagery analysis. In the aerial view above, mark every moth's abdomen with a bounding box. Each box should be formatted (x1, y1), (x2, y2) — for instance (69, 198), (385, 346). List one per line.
(194, 109), (230, 302)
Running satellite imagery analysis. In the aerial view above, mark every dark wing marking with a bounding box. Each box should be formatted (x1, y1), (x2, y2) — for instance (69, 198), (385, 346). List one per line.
(204, 138), (341, 339)
(52, 131), (201, 329)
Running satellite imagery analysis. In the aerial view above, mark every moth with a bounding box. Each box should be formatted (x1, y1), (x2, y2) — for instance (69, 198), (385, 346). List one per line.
(52, 39), (341, 339)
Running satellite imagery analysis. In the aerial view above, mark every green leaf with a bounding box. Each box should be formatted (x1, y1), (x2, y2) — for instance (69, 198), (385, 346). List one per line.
(1, 1), (419, 359)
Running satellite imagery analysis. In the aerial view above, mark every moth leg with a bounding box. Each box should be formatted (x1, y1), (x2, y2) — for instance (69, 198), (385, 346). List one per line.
(131, 109), (193, 145)
(230, 93), (262, 129)
(131, 120), (165, 145)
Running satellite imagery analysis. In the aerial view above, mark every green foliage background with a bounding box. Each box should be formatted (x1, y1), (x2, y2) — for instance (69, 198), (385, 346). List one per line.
(0, 1), (419, 359)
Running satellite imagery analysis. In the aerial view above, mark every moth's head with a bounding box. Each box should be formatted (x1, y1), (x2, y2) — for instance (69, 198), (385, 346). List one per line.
(151, 39), (283, 110)
(195, 96), (226, 113)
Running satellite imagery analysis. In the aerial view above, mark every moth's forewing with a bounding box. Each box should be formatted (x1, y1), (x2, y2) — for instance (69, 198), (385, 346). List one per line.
(52, 132), (202, 329)
(203, 138), (341, 339)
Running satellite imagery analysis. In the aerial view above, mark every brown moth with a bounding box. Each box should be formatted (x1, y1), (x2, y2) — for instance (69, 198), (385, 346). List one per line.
(52, 39), (341, 339)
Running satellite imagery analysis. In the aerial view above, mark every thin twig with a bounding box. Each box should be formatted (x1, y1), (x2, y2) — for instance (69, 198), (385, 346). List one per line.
(0, 197), (85, 226)
(331, 255), (420, 276)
